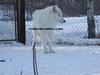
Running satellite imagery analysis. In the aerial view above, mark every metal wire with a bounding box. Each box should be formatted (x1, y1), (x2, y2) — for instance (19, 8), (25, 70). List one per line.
(33, 42), (38, 75)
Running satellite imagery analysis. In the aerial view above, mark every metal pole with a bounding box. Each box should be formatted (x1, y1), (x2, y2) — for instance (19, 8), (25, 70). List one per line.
(33, 42), (38, 75)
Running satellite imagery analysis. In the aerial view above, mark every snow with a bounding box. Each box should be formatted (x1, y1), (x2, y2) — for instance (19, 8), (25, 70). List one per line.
(0, 46), (100, 75)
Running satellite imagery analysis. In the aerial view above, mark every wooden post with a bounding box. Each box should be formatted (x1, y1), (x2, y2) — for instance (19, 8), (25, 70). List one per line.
(17, 0), (26, 45)
(87, 0), (95, 38)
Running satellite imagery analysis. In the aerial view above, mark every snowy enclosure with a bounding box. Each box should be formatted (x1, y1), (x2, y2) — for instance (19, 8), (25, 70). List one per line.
(0, 0), (100, 75)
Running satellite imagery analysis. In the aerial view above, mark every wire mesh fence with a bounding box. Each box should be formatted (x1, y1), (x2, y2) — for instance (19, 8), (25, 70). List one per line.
(25, 0), (100, 46)
(0, 1), (17, 41)
(0, 0), (100, 46)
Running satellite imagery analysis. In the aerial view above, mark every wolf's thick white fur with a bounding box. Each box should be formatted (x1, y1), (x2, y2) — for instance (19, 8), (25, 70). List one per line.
(32, 5), (65, 53)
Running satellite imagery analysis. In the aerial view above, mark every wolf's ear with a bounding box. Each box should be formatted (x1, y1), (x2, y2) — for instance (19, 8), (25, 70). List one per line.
(53, 6), (57, 12)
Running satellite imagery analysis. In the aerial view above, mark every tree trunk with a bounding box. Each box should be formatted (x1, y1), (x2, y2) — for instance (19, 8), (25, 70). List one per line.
(87, 0), (95, 38)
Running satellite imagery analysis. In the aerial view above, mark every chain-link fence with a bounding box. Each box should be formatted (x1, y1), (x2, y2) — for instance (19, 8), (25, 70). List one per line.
(25, 0), (100, 46)
(0, 0), (17, 41)
(0, 0), (100, 45)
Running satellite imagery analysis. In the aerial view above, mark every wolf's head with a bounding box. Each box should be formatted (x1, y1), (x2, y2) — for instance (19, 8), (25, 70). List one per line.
(52, 5), (65, 23)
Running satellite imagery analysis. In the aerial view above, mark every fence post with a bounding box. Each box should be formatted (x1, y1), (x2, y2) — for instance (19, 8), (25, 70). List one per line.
(87, 0), (95, 38)
(17, 0), (26, 45)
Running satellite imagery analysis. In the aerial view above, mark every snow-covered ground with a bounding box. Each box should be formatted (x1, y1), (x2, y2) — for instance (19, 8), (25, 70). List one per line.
(0, 46), (100, 75)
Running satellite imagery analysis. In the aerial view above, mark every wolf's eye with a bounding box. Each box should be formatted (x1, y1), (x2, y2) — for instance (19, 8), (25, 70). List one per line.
(58, 14), (60, 16)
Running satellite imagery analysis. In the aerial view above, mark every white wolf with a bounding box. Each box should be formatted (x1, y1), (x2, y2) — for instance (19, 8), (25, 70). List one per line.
(32, 5), (65, 53)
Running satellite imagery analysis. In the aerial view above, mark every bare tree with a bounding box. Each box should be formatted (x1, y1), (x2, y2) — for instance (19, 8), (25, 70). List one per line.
(87, 0), (95, 38)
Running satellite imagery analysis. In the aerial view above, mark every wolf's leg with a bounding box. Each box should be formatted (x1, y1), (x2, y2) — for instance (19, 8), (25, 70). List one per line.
(48, 32), (55, 53)
(48, 41), (55, 53)
(32, 31), (37, 50)
(41, 35), (49, 53)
